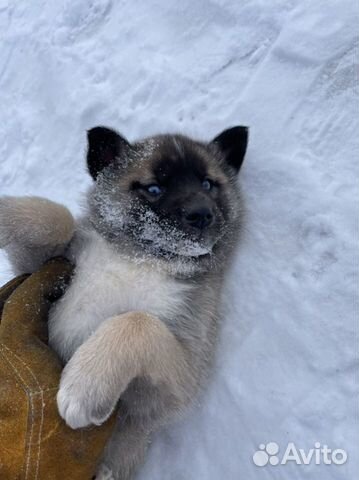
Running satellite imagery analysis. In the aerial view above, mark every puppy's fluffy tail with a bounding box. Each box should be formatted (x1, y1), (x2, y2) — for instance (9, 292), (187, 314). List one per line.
(0, 196), (75, 275)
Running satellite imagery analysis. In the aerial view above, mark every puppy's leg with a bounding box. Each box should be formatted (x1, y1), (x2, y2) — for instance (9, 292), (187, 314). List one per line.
(57, 311), (193, 429)
(0, 196), (75, 274)
(96, 418), (149, 480)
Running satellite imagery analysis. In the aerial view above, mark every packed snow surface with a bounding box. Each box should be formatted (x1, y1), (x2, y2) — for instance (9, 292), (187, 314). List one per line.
(0, 1), (357, 479)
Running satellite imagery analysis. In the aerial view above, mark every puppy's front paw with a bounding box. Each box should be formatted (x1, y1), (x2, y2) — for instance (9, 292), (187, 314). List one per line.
(0, 196), (74, 248)
(57, 357), (117, 429)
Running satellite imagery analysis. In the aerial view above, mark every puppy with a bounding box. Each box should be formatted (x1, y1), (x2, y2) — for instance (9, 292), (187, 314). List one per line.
(0, 125), (248, 479)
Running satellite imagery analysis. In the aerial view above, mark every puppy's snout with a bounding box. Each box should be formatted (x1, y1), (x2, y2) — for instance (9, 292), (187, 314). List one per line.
(184, 206), (214, 230)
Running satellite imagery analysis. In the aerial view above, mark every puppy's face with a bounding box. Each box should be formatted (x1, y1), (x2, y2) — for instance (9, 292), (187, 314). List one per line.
(87, 126), (248, 265)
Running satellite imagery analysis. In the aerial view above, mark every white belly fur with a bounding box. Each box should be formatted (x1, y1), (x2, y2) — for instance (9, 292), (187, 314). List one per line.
(49, 231), (190, 361)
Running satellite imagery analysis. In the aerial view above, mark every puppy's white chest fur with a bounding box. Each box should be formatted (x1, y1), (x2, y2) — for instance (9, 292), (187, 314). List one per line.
(49, 231), (189, 361)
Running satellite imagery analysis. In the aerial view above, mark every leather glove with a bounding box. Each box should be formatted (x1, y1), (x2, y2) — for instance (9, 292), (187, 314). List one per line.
(0, 258), (115, 480)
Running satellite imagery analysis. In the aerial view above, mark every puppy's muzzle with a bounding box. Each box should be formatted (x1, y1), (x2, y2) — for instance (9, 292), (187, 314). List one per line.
(183, 206), (214, 230)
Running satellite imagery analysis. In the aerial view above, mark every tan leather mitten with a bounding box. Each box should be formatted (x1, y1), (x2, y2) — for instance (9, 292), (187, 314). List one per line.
(0, 258), (115, 480)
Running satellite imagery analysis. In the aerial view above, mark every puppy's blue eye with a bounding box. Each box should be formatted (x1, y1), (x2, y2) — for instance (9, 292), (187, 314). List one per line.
(202, 179), (213, 191)
(146, 184), (162, 196)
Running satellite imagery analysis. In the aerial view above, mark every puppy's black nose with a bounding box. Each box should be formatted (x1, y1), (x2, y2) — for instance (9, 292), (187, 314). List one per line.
(184, 207), (214, 230)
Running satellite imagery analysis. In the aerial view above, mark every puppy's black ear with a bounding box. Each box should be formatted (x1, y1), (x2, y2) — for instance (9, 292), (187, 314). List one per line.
(211, 126), (249, 172)
(87, 126), (130, 179)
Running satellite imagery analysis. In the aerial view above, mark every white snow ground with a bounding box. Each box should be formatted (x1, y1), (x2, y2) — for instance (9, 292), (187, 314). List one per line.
(0, 1), (358, 479)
